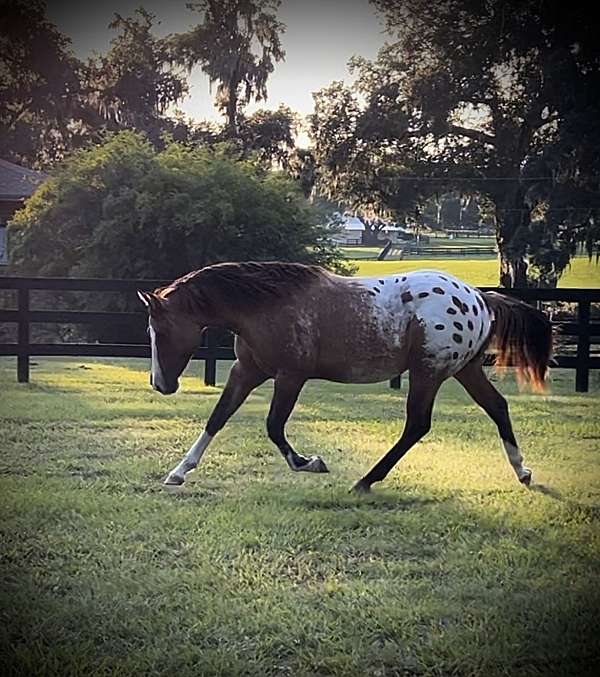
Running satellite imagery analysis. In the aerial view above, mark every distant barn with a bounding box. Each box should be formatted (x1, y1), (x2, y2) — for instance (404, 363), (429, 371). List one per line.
(0, 159), (46, 265)
(329, 213), (365, 245)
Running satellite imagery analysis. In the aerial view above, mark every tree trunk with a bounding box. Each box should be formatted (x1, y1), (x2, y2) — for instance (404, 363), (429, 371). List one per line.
(495, 188), (531, 288)
(362, 224), (386, 245)
(499, 253), (528, 288)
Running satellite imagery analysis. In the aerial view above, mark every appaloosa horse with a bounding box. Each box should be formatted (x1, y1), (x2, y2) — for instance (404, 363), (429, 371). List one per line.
(137, 262), (552, 492)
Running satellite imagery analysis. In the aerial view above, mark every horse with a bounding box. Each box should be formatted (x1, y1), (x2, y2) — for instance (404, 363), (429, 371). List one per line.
(137, 261), (552, 493)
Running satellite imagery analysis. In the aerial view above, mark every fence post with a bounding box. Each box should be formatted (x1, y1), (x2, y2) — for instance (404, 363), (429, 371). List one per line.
(17, 286), (30, 383)
(575, 300), (591, 393)
(390, 374), (402, 390)
(204, 328), (217, 387)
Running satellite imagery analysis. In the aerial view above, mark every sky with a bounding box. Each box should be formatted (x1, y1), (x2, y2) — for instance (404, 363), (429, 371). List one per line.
(46, 0), (388, 142)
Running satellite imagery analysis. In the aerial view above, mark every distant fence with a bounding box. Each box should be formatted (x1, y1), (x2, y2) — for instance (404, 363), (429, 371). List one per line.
(0, 277), (599, 392)
(408, 245), (496, 257)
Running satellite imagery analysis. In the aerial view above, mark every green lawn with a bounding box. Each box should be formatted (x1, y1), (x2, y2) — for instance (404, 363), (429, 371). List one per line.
(1, 358), (599, 676)
(352, 256), (600, 287)
(339, 246), (383, 259)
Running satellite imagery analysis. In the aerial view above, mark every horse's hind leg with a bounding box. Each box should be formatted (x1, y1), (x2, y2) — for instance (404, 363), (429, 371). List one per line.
(352, 369), (442, 493)
(454, 362), (532, 485)
(164, 360), (267, 485)
(267, 375), (328, 473)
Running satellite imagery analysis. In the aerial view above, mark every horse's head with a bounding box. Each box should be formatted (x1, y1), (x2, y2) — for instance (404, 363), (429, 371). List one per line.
(137, 290), (205, 395)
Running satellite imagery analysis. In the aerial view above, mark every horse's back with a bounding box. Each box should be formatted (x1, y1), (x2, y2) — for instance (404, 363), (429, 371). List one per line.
(345, 270), (493, 377)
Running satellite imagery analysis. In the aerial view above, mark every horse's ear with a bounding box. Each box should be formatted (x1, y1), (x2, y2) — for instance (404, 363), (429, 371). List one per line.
(137, 290), (163, 314)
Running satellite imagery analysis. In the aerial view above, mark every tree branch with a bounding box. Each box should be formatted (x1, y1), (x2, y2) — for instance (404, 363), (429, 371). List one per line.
(448, 124), (496, 146)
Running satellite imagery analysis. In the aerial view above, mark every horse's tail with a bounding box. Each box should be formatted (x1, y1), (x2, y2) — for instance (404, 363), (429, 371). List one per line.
(483, 291), (553, 392)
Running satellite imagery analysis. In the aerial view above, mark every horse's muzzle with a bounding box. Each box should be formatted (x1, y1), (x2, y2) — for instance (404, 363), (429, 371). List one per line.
(151, 375), (178, 395)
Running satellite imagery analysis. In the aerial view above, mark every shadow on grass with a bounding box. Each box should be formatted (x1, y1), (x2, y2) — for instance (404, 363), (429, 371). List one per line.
(530, 483), (563, 500)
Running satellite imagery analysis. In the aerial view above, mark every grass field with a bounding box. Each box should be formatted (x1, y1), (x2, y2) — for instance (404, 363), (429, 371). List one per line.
(1, 358), (599, 676)
(351, 256), (600, 288)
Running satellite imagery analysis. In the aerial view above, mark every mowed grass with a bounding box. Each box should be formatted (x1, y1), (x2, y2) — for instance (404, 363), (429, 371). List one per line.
(1, 358), (599, 676)
(352, 256), (600, 287)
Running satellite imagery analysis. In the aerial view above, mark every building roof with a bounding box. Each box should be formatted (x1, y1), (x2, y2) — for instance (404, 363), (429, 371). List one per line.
(342, 215), (365, 231)
(0, 159), (47, 200)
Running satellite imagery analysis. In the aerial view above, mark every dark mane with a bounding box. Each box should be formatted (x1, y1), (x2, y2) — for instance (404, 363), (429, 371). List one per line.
(159, 261), (326, 313)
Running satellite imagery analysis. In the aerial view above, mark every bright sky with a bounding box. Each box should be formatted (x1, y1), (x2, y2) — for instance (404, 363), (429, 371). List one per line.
(47, 0), (387, 143)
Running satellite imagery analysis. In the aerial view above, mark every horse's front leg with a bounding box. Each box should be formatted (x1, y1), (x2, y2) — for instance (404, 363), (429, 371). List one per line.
(164, 360), (267, 485)
(266, 375), (329, 474)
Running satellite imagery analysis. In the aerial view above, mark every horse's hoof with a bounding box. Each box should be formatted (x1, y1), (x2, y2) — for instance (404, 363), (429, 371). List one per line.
(305, 456), (329, 473)
(164, 473), (185, 486)
(518, 468), (532, 487)
(351, 480), (371, 494)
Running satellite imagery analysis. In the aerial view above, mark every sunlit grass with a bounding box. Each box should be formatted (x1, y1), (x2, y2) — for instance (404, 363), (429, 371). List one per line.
(1, 357), (599, 676)
(352, 256), (600, 287)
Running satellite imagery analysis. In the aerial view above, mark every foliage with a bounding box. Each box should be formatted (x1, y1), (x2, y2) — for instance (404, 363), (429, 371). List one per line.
(237, 105), (297, 167)
(84, 8), (189, 145)
(0, 3), (192, 167)
(170, 0), (285, 134)
(8, 131), (349, 282)
(311, 0), (600, 287)
(0, 357), (599, 675)
(288, 147), (318, 198)
(0, 0), (87, 167)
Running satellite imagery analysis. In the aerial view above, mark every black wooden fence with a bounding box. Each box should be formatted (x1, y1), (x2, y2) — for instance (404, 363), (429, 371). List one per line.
(0, 276), (598, 392)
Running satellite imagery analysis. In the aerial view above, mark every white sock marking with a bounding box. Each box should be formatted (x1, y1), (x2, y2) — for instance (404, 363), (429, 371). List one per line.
(167, 431), (213, 482)
(502, 440), (529, 479)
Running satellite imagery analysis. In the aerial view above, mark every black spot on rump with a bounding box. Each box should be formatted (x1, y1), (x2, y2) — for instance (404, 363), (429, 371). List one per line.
(401, 291), (413, 303)
(472, 305), (478, 316)
(453, 321), (463, 330)
(373, 286), (381, 293)
(452, 281), (460, 289)
(418, 291), (429, 298)
(395, 278), (399, 283)
(451, 296), (462, 308)
(368, 291), (376, 297)
(467, 320), (474, 330)
(434, 324), (445, 330)
(464, 286), (471, 294)
(468, 339), (473, 348)
(439, 275), (448, 281)
(432, 286), (445, 295)
(452, 333), (463, 344)
(477, 296), (484, 310)
(461, 303), (469, 314)
(452, 351), (459, 359)
(379, 279), (385, 285)
(401, 276), (407, 281)
(447, 307), (457, 315)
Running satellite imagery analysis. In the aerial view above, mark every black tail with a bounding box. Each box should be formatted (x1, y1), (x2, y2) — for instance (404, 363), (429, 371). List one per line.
(483, 291), (553, 392)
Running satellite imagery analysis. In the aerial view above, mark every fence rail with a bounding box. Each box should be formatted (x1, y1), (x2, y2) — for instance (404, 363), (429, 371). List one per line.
(1, 276), (599, 392)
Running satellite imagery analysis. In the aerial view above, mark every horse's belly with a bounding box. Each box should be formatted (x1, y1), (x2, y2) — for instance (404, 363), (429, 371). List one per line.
(315, 350), (408, 383)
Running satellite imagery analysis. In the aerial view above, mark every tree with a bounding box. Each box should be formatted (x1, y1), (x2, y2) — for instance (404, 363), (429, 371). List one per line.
(288, 148), (318, 199)
(1, 3), (193, 166)
(171, 0), (285, 135)
(85, 8), (188, 144)
(237, 105), (297, 167)
(0, 0), (86, 166)
(310, 79), (428, 243)
(312, 0), (600, 286)
(9, 130), (349, 279)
